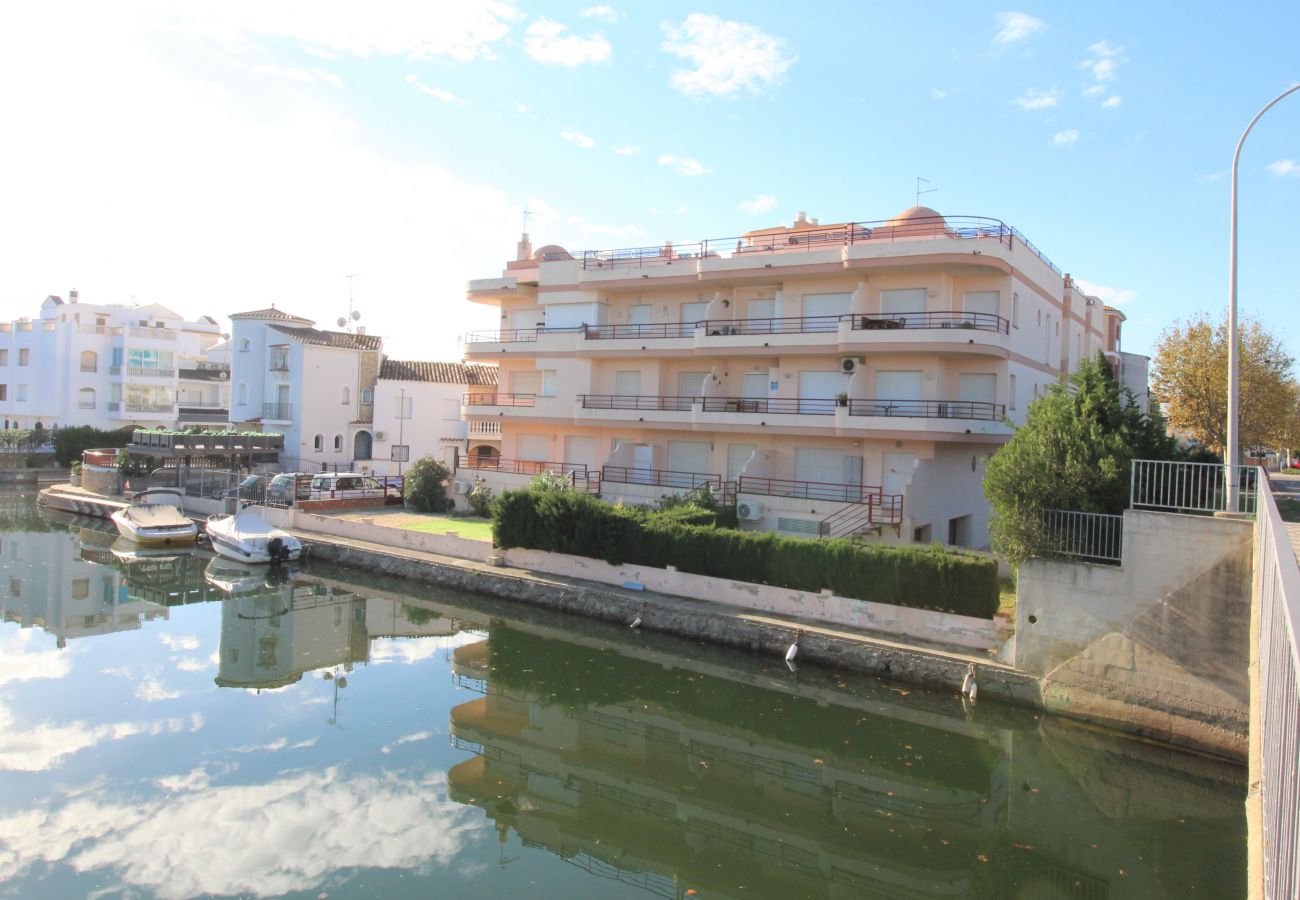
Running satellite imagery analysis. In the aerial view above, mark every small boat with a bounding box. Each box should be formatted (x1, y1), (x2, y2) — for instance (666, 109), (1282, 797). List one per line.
(206, 510), (301, 564)
(204, 556), (298, 595)
(110, 489), (199, 546)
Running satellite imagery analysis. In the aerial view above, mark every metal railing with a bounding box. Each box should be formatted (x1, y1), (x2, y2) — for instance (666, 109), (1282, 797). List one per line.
(739, 475), (885, 504)
(577, 394), (1003, 421)
(1039, 509), (1124, 564)
(126, 366), (176, 378)
(851, 310), (1009, 334)
(848, 398), (1006, 421)
(1130, 459), (1259, 515)
(572, 214), (1061, 276)
(461, 456), (588, 478)
(128, 325), (176, 340)
(76, 324), (108, 335)
(818, 493), (904, 536)
(124, 401), (173, 413)
(583, 322), (697, 340)
(601, 465), (721, 491)
(262, 402), (293, 421)
(579, 394), (695, 412)
(462, 392), (536, 407)
(1255, 476), (1300, 899)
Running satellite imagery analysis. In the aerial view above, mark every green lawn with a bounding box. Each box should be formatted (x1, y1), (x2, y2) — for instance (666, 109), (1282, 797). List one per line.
(399, 515), (494, 542)
(997, 573), (1017, 620)
(1277, 498), (1300, 524)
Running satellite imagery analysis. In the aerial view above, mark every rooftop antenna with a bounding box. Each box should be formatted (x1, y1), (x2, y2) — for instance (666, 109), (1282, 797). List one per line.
(339, 274), (362, 332)
(521, 208), (536, 233)
(915, 177), (938, 207)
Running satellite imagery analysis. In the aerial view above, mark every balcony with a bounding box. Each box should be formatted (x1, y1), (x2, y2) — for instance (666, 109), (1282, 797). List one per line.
(128, 325), (176, 341)
(579, 395), (1004, 421)
(177, 404), (230, 424)
(269, 349), (290, 372)
(131, 430), (284, 452)
(463, 392), (536, 408)
(76, 324), (108, 335)
(124, 401), (173, 414)
(602, 465), (721, 491)
(126, 366), (176, 378)
(262, 402), (293, 421)
(468, 420), (502, 438)
(462, 457), (587, 478)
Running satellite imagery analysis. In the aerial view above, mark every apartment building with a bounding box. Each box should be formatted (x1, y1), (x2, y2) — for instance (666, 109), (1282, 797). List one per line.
(0, 292), (229, 431)
(462, 206), (1115, 549)
(369, 360), (500, 476)
(228, 307), (383, 471)
(1099, 306), (1150, 413)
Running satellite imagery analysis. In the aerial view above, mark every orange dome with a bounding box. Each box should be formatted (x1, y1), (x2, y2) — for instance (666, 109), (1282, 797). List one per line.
(885, 206), (946, 228)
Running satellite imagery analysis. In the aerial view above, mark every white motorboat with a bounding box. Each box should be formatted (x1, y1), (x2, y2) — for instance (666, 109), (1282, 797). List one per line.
(110, 489), (199, 546)
(204, 556), (299, 596)
(206, 510), (301, 564)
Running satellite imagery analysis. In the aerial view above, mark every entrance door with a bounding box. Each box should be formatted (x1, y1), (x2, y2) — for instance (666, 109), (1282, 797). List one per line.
(963, 291), (999, 320)
(517, 434), (550, 462)
(875, 370), (924, 416)
(667, 441), (711, 478)
(795, 448), (862, 499)
(798, 371), (849, 414)
(511, 370), (542, 396)
(880, 288), (927, 327)
(883, 452), (915, 496)
(747, 298), (775, 321)
(563, 436), (597, 476)
(742, 373), (768, 399)
(631, 443), (654, 483)
(615, 371), (641, 396)
(958, 373), (997, 404)
(511, 308), (544, 332)
(727, 444), (756, 482)
(628, 304), (652, 326)
(677, 371), (707, 400)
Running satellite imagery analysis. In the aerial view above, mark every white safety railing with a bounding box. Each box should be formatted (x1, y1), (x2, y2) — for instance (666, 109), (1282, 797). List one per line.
(1040, 508), (1123, 563)
(1255, 477), (1300, 898)
(1130, 459), (1259, 515)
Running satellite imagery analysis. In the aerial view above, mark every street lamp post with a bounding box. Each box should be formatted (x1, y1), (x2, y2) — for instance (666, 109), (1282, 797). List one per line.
(1227, 82), (1300, 511)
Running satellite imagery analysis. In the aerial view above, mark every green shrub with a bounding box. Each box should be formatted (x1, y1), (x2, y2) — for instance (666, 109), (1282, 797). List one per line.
(52, 426), (133, 467)
(466, 477), (494, 517)
(403, 456), (454, 513)
(492, 490), (998, 618)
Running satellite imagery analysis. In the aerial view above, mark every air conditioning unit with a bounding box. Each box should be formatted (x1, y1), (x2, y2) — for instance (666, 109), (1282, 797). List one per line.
(736, 500), (763, 521)
(453, 480), (472, 495)
(840, 357), (858, 374)
(374, 431), (387, 440)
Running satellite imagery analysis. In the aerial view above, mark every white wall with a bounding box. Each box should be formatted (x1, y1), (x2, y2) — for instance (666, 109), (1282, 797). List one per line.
(370, 378), (470, 476)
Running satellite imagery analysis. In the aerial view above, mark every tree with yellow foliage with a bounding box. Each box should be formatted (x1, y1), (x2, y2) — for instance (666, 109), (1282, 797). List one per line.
(1151, 315), (1298, 456)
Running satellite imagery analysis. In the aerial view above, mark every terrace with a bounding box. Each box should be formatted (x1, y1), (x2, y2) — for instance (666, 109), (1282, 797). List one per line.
(578, 395), (1006, 421)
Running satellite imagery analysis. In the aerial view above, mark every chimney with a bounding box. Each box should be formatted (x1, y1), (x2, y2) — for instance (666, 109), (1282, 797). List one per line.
(69, 289), (79, 303)
(794, 211), (808, 226)
(517, 233), (533, 261)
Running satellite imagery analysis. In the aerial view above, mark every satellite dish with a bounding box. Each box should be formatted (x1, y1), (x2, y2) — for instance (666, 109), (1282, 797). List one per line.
(350, 310), (361, 321)
(337, 317), (347, 327)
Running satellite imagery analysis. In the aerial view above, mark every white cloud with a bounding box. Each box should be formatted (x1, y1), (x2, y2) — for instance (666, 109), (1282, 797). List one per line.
(1101, 95), (1122, 108)
(524, 18), (611, 67)
(658, 154), (705, 176)
(0, 767), (483, 897)
(0, 703), (202, 773)
(612, 144), (639, 156)
(159, 634), (200, 652)
(1081, 40), (1126, 82)
(661, 14), (795, 98)
(369, 633), (480, 666)
(675, 206), (688, 214)
(580, 5), (621, 22)
(993, 12), (1046, 46)
(1083, 84), (1105, 98)
(1075, 279), (1137, 306)
(565, 215), (646, 240)
(0, 630), (72, 686)
(135, 677), (181, 703)
(173, 656), (212, 673)
(312, 69), (343, 89)
(1052, 128), (1080, 147)
(931, 88), (947, 100)
(738, 194), (778, 215)
(160, 0), (525, 62)
(405, 74), (462, 104)
(560, 127), (595, 148)
(157, 768), (210, 793)
(302, 45), (338, 60)
(1014, 88), (1059, 110)
(1267, 159), (1300, 178)
(253, 64), (314, 84)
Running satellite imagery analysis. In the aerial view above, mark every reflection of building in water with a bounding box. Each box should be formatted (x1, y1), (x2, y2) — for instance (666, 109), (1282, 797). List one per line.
(447, 627), (1245, 899)
(0, 528), (168, 647)
(364, 599), (460, 640)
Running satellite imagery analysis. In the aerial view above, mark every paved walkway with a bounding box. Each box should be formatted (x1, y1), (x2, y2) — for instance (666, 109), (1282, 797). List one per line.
(1270, 473), (1300, 561)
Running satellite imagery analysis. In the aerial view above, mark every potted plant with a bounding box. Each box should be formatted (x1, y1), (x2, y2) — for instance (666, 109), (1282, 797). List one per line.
(836, 392), (849, 407)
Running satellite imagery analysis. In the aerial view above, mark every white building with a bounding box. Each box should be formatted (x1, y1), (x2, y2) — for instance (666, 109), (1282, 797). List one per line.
(228, 307), (382, 471)
(0, 291), (229, 431)
(370, 360), (500, 476)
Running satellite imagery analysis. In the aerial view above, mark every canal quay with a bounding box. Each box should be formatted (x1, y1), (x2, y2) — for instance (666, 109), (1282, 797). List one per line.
(0, 493), (1245, 898)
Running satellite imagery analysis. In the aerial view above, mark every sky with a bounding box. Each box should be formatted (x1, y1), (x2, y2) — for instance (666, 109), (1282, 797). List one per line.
(0, 1), (1297, 363)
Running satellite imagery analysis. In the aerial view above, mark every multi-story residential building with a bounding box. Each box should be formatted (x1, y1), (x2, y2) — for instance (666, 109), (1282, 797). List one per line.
(228, 307), (383, 471)
(1099, 305), (1150, 413)
(462, 206), (1113, 548)
(369, 360), (500, 476)
(0, 292), (229, 431)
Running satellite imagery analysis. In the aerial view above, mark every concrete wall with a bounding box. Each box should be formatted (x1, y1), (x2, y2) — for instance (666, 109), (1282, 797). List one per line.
(1016, 509), (1253, 759)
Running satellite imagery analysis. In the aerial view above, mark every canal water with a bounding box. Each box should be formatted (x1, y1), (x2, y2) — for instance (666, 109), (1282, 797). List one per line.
(0, 495), (1246, 898)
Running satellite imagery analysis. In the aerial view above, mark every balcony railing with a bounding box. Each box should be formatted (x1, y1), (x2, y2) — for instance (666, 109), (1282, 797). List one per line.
(580, 394), (695, 412)
(262, 402), (293, 420)
(578, 394), (1005, 421)
(124, 402), (173, 413)
(76, 324), (108, 335)
(818, 493), (904, 536)
(847, 398), (1006, 421)
(739, 475), (887, 505)
(463, 392), (536, 407)
(464, 310), (1008, 344)
(126, 366), (176, 378)
(468, 420), (502, 436)
(462, 457), (587, 478)
(572, 215), (1061, 276)
(128, 326), (176, 340)
(601, 465), (721, 491)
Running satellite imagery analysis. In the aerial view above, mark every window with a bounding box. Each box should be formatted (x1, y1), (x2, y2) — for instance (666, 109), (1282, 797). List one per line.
(17, 349), (28, 366)
(333, 434), (343, 452)
(78, 388), (95, 409)
(16, 385), (27, 402)
(340, 386), (350, 405)
(80, 350), (97, 373)
(269, 346), (289, 371)
(1009, 374), (1017, 410)
(0, 386), (6, 401)
(239, 338), (251, 352)
(362, 388), (374, 405)
(9, 578), (20, 597)
(313, 434), (323, 452)
(0, 350), (7, 365)
(71, 578), (89, 600)
(542, 370), (557, 397)
(236, 383), (248, 405)
(396, 396), (413, 419)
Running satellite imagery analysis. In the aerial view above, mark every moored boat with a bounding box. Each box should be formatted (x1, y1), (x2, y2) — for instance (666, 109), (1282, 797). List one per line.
(109, 489), (199, 546)
(206, 510), (301, 564)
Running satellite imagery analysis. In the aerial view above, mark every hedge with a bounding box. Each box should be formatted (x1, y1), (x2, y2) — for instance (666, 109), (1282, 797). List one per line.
(52, 426), (133, 467)
(492, 489), (999, 618)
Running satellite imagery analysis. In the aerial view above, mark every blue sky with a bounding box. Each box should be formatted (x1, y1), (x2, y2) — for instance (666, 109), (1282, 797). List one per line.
(1, 1), (1297, 362)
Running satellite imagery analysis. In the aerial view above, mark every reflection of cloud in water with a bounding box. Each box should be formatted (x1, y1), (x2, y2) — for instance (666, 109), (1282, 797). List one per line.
(0, 705), (203, 772)
(369, 632), (481, 666)
(158, 634), (200, 652)
(173, 656), (212, 673)
(0, 767), (483, 899)
(0, 629), (73, 685)
(226, 736), (317, 754)
(135, 676), (182, 703)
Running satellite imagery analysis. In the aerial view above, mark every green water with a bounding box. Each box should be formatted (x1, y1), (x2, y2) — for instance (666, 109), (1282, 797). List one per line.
(0, 496), (1246, 898)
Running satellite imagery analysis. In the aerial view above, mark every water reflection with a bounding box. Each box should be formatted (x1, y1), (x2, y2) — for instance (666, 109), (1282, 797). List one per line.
(0, 502), (1248, 898)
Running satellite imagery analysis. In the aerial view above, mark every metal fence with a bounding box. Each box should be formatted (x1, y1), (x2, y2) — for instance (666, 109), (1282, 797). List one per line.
(1255, 477), (1300, 899)
(1039, 508), (1124, 564)
(1130, 458), (1259, 515)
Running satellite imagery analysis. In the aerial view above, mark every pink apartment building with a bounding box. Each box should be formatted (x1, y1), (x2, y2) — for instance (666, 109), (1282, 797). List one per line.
(461, 206), (1128, 549)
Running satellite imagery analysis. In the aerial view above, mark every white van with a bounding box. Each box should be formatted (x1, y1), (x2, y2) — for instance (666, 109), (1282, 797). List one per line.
(308, 473), (399, 502)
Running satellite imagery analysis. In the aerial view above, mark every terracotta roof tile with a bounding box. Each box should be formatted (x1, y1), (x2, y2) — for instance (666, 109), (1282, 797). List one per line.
(230, 307), (315, 325)
(379, 359), (498, 386)
(268, 324), (382, 351)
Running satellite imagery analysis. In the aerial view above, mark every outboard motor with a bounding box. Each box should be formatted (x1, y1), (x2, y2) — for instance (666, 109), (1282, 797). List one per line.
(267, 536), (288, 565)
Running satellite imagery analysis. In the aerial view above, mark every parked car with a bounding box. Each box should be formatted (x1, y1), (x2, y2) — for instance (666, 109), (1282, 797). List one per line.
(308, 472), (402, 503)
(222, 474), (267, 502)
(266, 472), (313, 506)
